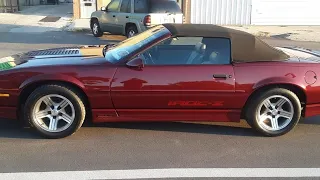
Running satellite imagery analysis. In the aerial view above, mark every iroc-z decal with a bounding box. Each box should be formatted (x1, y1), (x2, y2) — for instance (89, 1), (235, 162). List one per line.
(168, 101), (224, 107)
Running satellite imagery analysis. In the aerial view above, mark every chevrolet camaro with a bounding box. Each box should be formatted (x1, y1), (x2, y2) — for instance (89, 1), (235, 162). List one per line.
(0, 24), (319, 138)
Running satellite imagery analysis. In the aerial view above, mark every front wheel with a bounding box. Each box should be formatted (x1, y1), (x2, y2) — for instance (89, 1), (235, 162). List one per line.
(91, 19), (103, 37)
(24, 85), (86, 139)
(246, 88), (301, 137)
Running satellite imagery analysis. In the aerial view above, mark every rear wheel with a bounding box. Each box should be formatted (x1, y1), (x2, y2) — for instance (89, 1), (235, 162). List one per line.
(126, 25), (138, 38)
(91, 19), (103, 37)
(246, 88), (301, 136)
(25, 85), (86, 139)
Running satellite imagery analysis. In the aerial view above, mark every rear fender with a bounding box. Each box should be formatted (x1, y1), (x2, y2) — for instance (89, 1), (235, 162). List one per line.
(253, 77), (306, 91)
(124, 21), (141, 35)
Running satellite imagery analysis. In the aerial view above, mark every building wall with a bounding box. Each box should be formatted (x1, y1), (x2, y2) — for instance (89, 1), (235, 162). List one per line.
(73, 0), (80, 18)
(183, 0), (191, 23)
(189, 0), (320, 25)
(74, 0), (110, 19)
(0, 0), (19, 13)
(190, 0), (252, 25)
(251, 0), (320, 25)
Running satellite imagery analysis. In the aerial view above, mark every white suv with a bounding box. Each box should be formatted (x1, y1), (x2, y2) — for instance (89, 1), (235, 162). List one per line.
(90, 0), (184, 37)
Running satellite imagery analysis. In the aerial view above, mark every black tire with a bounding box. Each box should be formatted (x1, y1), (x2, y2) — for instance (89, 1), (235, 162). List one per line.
(24, 84), (86, 139)
(126, 25), (138, 38)
(246, 88), (301, 137)
(91, 19), (103, 37)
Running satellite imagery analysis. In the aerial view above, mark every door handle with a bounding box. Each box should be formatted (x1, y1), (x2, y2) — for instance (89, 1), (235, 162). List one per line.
(126, 16), (129, 18)
(113, 15), (116, 17)
(213, 74), (231, 79)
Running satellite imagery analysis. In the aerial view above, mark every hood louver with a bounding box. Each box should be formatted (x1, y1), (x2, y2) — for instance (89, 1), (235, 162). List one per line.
(26, 48), (81, 57)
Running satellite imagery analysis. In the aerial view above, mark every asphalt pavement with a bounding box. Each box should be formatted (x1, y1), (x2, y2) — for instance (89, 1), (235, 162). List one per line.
(1, 31), (320, 179)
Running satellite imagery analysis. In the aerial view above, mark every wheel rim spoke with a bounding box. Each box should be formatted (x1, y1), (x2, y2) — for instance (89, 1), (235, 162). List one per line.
(263, 99), (273, 109)
(43, 97), (54, 107)
(259, 112), (270, 123)
(60, 112), (73, 124)
(58, 99), (69, 110)
(270, 117), (279, 130)
(278, 110), (293, 119)
(35, 110), (50, 119)
(48, 118), (58, 131)
(275, 98), (286, 109)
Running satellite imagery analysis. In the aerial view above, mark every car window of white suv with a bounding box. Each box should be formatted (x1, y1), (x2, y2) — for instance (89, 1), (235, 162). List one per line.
(120, 0), (131, 13)
(107, 0), (121, 12)
(134, 0), (148, 13)
(148, 0), (181, 13)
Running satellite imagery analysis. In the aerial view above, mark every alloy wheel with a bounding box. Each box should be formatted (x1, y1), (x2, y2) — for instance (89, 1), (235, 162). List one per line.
(128, 30), (136, 38)
(257, 95), (294, 131)
(32, 94), (75, 133)
(93, 23), (99, 35)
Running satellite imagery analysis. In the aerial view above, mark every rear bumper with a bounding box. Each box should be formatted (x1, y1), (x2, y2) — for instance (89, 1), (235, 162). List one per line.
(305, 104), (320, 117)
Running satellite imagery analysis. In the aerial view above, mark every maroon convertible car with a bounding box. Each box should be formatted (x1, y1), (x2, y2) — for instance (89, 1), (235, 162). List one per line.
(0, 24), (319, 138)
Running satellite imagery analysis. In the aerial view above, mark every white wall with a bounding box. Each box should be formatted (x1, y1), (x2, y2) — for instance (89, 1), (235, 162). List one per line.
(191, 0), (252, 25)
(251, 0), (320, 25)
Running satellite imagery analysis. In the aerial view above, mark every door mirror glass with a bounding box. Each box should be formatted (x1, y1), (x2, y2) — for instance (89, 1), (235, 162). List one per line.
(101, 6), (107, 11)
(126, 57), (144, 70)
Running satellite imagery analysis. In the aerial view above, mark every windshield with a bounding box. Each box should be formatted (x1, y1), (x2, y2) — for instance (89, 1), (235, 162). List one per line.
(104, 25), (171, 63)
(148, 0), (182, 13)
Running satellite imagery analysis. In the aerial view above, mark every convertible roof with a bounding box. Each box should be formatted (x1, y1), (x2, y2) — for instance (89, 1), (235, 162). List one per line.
(162, 24), (289, 62)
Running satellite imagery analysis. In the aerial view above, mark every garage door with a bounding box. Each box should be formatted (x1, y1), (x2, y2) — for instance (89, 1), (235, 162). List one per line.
(191, 0), (252, 25)
(251, 0), (320, 25)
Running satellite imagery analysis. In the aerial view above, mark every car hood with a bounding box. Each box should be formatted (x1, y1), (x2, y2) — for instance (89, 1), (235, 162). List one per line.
(0, 45), (107, 70)
(276, 46), (320, 63)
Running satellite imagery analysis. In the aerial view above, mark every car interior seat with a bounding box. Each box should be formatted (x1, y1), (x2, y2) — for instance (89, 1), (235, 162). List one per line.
(186, 42), (206, 64)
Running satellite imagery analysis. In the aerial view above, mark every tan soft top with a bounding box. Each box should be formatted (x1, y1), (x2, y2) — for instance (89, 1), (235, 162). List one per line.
(163, 23), (289, 63)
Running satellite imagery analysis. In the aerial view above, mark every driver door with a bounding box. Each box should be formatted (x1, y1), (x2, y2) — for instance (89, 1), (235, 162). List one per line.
(111, 37), (238, 121)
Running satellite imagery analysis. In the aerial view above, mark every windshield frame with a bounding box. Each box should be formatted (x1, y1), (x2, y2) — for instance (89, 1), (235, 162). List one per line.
(104, 25), (172, 65)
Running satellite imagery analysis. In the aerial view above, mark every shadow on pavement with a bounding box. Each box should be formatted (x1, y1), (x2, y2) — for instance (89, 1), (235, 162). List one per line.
(0, 29), (120, 45)
(300, 116), (320, 125)
(0, 120), (42, 139)
(90, 121), (260, 137)
(0, 116), (319, 139)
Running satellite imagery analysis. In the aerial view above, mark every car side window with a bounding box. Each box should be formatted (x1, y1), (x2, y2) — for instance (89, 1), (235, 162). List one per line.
(140, 37), (231, 65)
(134, 0), (148, 13)
(107, 0), (121, 12)
(120, 0), (131, 13)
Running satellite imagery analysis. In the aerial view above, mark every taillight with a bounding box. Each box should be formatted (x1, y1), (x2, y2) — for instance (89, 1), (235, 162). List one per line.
(143, 15), (151, 26)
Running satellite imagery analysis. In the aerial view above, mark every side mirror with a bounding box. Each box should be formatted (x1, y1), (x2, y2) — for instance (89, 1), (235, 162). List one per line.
(101, 6), (107, 11)
(126, 57), (144, 70)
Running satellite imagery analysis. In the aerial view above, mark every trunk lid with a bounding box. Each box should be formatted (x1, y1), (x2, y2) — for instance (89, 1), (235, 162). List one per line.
(276, 46), (320, 62)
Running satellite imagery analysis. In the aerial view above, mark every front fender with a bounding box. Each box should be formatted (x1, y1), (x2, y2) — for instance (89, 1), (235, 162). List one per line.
(19, 73), (85, 91)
